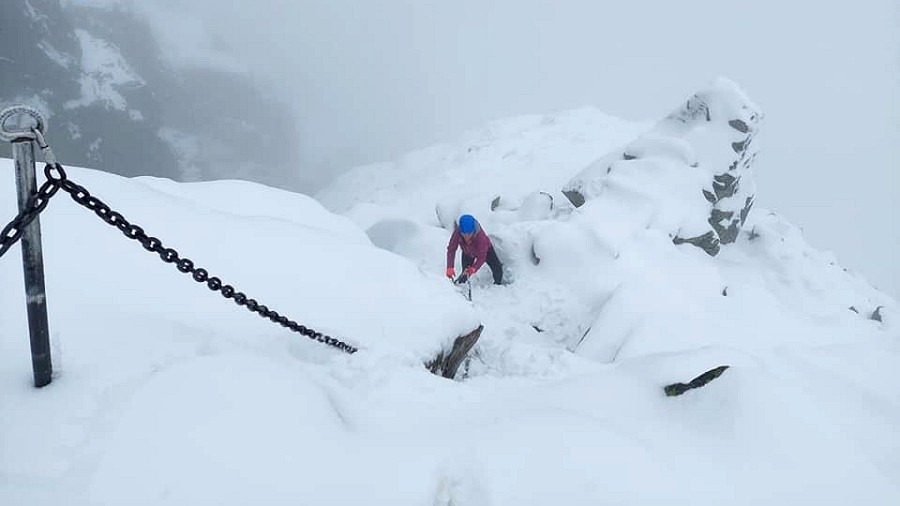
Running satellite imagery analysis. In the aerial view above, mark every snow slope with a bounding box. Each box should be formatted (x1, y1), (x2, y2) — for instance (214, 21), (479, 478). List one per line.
(319, 80), (895, 370)
(2, 78), (899, 505)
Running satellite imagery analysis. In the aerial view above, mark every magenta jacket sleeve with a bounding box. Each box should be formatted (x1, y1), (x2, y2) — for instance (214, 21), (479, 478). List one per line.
(469, 230), (492, 271)
(446, 228), (461, 269)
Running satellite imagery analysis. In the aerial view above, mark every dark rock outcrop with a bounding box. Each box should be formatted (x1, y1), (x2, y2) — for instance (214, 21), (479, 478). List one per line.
(562, 189), (585, 208)
(561, 78), (762, 257)
(1, 1), (298, 188)
(426, 325), (483, 379)
(672, 231), (720, 256)
(664, 365), (730, 397)
(667, 81), (761, 254)
(1, 0), (180, 178)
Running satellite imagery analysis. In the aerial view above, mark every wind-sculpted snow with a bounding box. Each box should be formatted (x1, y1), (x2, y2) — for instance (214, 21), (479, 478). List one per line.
(3, 79), (900, 504)
(0, 161), (478, 362)
(317, 107), (649, 224)
(319, 82), (895, 362)
(564, 77), (761, 256)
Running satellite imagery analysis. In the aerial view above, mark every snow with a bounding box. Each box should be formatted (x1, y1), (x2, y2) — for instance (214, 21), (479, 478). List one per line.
(64, 30), (145, 111)
(157, 127), (203, 180)
(3, 80), (900, 504)
(565, 77), (761, 249)
(24, 0), (49, 27)
(38, 41), (76, 69)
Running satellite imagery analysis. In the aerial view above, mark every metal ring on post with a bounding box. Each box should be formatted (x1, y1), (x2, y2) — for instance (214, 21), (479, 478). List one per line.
(0, 106), (47, 142)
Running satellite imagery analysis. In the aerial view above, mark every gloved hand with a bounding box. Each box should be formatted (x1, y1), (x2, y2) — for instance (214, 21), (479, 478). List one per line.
(464, 266), (477, 277)
(446, 267), (456, 279)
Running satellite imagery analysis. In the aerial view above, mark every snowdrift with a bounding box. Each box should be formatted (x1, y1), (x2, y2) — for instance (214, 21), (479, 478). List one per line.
(2, 76), (899, 505)
(319, 78), (895, 368)
(564, 77), (761, 255)
(0, 163), (479, 362)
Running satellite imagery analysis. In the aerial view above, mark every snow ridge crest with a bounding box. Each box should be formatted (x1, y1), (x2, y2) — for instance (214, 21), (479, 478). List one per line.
(565, 76), (763, 256)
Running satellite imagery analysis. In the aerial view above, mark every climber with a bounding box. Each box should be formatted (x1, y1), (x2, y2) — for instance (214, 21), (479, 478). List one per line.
(445, 214), (504, 285)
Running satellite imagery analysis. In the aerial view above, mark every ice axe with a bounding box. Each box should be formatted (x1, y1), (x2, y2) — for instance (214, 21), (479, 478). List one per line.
(454, 273), (472, 301)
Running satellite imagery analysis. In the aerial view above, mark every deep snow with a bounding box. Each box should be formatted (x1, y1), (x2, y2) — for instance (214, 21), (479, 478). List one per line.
(2, 81), (899, 504)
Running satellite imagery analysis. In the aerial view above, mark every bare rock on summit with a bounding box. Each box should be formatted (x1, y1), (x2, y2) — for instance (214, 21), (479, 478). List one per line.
(562, 77), (763, 256)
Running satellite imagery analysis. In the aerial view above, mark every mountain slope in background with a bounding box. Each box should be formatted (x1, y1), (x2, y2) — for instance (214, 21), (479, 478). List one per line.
(0, 0), (296, 186)
(1, 78), (898, 504)
(318, 79), (894, 360)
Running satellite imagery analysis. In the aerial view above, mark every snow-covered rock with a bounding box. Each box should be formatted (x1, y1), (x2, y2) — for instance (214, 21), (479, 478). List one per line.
(2, 82), (899, 504)
(0, 160), (479, 365)
(1, 1), (297, 186)
(319, 81), (896, 369)
(564, 77), (762, 255)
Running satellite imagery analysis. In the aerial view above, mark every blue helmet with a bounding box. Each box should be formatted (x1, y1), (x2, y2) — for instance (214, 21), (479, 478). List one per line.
(459, 214), (476, 234)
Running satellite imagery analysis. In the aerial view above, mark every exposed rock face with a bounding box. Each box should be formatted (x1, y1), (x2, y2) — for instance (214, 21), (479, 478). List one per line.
(664, 365), (730, 396)
(562, 77), (762, 256)
(668, 81), (761, 253)
(1, 0), (179, 178)
(1, 1), (297, 188)
(427, 325), (483, 379)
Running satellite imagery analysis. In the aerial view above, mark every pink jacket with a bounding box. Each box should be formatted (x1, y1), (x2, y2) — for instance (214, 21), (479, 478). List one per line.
(446, 222), (493, 272)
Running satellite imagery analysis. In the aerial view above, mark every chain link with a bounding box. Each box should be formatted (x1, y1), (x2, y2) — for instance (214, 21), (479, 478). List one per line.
(3, 162), (358, 354)
(0, 164), (63, 258)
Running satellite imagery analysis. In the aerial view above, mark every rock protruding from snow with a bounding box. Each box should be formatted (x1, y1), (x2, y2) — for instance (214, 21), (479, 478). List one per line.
(426, 325), (483, 378)
(563, 77), (762, 256)
(664, 365), (730, 396)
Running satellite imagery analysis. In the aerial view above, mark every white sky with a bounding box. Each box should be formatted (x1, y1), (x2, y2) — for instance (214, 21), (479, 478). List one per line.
(76, 0), (899, 297)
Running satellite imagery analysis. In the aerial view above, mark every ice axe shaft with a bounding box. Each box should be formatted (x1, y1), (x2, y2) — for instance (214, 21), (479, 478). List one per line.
(452, 273), (472, 301)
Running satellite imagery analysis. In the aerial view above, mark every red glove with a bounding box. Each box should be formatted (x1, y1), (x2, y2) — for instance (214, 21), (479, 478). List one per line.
(464, 266), (477, 276)
(446, 267), (456, 279)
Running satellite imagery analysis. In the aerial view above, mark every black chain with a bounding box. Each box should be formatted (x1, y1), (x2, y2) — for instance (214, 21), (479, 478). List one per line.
(3, 163), (358, 354)
(0, 164), (64, 258)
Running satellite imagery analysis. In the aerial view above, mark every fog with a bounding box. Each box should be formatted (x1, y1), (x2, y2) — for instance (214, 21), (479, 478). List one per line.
(75, 0), (898, 297)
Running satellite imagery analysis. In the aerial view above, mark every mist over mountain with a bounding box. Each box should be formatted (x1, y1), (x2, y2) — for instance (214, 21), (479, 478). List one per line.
(2, 0), (897, 298)
(0, 0), (297, 188)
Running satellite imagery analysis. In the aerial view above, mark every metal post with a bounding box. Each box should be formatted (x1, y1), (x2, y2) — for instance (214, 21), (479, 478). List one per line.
(2, 107), (53, 387)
